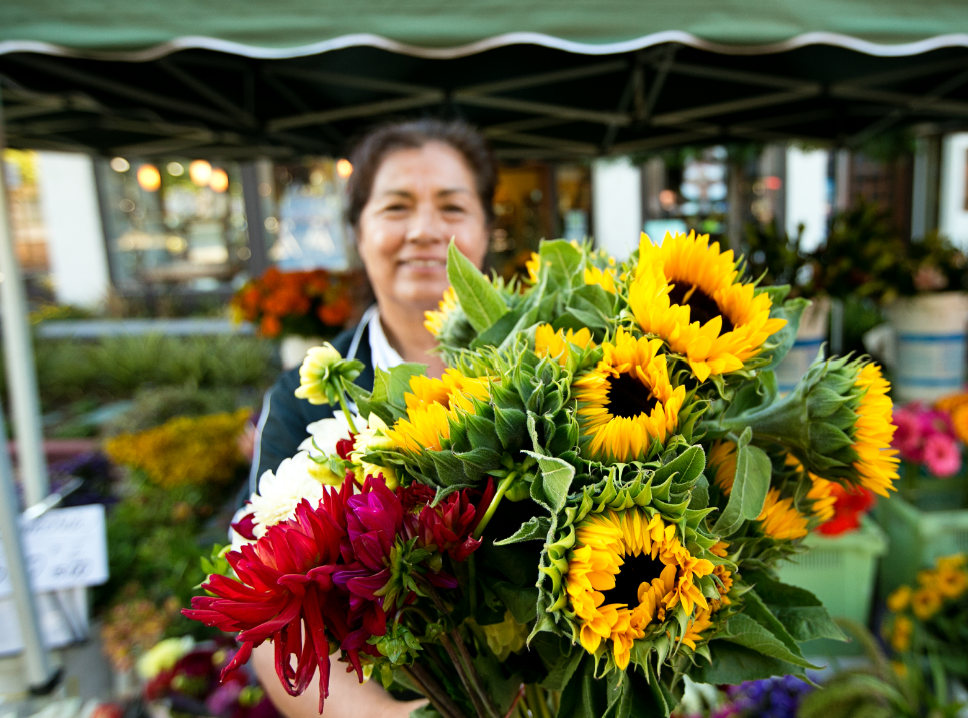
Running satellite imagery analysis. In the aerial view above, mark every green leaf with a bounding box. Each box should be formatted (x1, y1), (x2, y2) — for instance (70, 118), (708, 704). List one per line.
(744, 570), (847, 642)
(539, 240), (584, 291)
(491, 580), (539, 624)
(524, 451), (575, 513)
(723, 614), (821, 669)
(495, 516), (551, 545)
(538, 639), (584, 692)
(742, 589), (807, 658)
(691, 640), (806, 685)
(653, 445), (706, 487)
(386, 363), (429, 405)
(447, 240), (508, 333)
(713, 430), (771, 535)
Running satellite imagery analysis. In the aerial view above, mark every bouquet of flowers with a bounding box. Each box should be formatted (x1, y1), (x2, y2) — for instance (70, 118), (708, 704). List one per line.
(884, 553), (968, 685)
(232, 267), (357, 339)
(187, 232), (899, 717)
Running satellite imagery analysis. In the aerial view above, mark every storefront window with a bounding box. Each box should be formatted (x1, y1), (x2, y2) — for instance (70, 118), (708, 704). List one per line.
(100, 158), (249, 294)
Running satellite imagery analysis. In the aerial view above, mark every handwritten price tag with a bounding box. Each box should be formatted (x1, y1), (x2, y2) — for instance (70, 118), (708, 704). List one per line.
(0, 505), (108, 595)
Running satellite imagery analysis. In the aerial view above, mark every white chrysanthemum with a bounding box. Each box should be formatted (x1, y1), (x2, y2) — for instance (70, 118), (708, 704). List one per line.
(299, 412), (357, 458)
(248, 452), (324, 537)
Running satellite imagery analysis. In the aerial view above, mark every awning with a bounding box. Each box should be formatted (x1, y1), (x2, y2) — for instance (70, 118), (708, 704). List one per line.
(2, 1), (968, 158)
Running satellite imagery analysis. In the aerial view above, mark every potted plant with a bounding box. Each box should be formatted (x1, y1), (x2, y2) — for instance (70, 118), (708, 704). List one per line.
(231, 267), (359, 369)
(891, 399), (967, 511)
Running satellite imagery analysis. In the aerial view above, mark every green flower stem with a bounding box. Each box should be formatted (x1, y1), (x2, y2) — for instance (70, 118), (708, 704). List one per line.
(524, 684), (553, 718)
(335, 379), (358, 434)
(439, 632), (491, 718)
(403, 664), (466, 718)
(473, 472), (517, 540)
(714, 392), (808, 452)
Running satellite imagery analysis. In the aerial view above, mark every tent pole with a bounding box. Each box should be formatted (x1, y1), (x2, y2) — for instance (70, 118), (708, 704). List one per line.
(0, 87), (50, 507)
(0, 393), (55, 689)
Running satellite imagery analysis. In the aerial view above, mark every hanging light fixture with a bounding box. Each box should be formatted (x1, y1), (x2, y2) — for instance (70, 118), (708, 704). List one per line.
(136, 164), (161, 192)
(209, 168), (229, 193)
(189, 160), (212, 186)
(336, 159), (353, 178)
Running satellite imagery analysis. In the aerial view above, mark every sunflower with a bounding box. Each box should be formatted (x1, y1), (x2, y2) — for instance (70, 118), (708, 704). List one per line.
(785, 455), (837, 523)
(680, 608), (714, 650)
(424, 286), (458, 337)
(708, 440), (738, 493)
(573, 327), (685, 463)
(851, 363), (900, 497)
(386, 369), (491, 452)
(565, 509), (713, 669)
(535, 324), (596, 367)
(628, 232), (786, 382)
(709, 564), (733, 611)
(584, 266), (617, 294)
(757, 489), (809, 540)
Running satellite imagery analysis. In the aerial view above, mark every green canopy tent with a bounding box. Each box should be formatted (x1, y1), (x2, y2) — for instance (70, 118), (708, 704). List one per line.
(2, 2), (968, 157)
(1, 0), (968, 693)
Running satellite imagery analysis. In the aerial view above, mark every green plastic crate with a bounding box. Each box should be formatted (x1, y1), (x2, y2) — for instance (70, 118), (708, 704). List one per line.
(775, 518), (887, 656)
(874, 496), (968, 597)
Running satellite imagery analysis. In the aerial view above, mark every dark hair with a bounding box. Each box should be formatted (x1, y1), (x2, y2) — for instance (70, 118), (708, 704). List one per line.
(345, 118), (497, 229)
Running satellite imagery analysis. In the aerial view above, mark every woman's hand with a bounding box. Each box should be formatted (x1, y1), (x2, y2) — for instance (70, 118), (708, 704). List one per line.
(251, 642), (428, 718)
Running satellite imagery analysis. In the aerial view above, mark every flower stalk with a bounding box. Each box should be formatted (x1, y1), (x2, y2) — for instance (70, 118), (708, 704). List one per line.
(473, 472), (517, 540)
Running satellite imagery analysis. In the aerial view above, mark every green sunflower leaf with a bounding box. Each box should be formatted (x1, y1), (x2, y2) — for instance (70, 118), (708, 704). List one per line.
(690, 640), (806, 685)
(722, 614), (822, 669)
(713, 429), (771, 536)
(524, 451), (575, 513)
(495, 516), (551, 545)
(538, 240), (584, 291)
(653, 445), (706, 488)
(447, 240), (508, 333)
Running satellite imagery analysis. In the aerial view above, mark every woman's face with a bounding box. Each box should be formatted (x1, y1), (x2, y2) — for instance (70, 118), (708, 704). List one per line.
(356, 141), (489, 314)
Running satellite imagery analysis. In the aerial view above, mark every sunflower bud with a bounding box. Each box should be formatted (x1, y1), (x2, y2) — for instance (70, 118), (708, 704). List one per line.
(294, 343), (364, 406)
(711, 354), (899, 495)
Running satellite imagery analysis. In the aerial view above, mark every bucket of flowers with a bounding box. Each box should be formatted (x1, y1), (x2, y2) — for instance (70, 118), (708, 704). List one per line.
(186, 233), (899, 717)
(231, 267), (361, 369)
(877, 394), (968, 596)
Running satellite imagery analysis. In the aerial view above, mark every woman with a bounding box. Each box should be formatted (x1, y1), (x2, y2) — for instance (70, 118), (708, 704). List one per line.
(249, 118), (496, 717)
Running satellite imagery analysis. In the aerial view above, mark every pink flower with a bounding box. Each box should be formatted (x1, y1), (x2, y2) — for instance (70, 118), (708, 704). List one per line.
(892, 408), (924, 461)
(918, 408), (954, 439)
(923, 433), (962, 478)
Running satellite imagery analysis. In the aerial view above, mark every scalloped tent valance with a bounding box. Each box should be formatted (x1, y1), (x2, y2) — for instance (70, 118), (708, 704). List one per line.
(2, 0), (968, 157)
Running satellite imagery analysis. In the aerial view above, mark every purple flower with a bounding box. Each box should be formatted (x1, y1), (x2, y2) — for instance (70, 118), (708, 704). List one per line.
(206, 682), (242, 716)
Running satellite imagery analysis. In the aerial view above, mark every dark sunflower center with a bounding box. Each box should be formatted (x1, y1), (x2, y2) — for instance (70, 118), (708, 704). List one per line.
(603, 552), (667, 607)
(668, 282), (734, 334)
(606, 373), (658, 418)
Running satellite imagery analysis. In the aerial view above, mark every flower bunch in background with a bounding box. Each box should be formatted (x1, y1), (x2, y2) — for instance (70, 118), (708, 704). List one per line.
(884, 553), (968, 685)
(232, 267), (359, 339)
(188, 233), (899, 718)
(105, 408), (250, 488)
(138, 636), (279, 717)
(892, 401), (963, 478)
(713, 677), (813, 718)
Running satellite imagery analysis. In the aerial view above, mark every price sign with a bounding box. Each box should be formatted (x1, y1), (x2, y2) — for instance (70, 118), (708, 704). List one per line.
(0, 504), (109, 596)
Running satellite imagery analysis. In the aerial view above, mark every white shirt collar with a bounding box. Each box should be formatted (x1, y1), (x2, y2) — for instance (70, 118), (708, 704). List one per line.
(366, 305), (405, 372)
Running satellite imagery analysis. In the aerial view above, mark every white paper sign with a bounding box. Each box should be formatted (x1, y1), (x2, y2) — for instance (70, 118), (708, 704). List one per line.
(0, 505), (108, 596)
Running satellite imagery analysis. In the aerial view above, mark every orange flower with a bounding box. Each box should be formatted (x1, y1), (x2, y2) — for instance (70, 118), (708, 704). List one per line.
(318, 297), (352, 326)
(260, 314), (282, 338)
